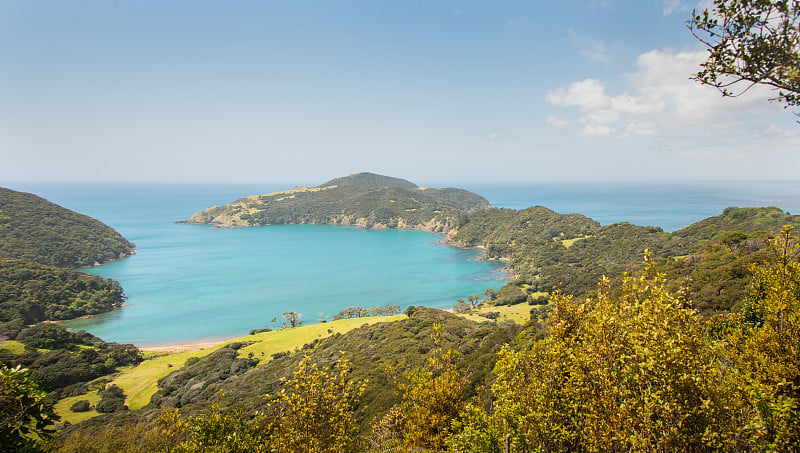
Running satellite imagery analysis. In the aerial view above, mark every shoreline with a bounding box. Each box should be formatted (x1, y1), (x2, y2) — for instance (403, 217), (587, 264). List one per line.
(138, 339), (229, 353)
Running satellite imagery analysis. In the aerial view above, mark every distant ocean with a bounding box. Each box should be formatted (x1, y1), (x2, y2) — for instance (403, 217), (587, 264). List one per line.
(5, 180), (799, 346)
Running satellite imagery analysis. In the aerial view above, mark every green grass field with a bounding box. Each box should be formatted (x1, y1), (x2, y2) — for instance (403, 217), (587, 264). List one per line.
(455, 302), (534, 324)
(53, 314), (405, 424)
(0, 339), (25, 354)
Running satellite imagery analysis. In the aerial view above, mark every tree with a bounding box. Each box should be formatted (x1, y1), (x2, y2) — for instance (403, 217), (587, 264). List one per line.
(720, 225), (800, 447)
(688, 0), (800, 108)
(0, 363), (60, 451)
(269, 354), (366, 452)
(154, 354), (366, 453)
(272, 311), (303, 329)
(95, 384), (127, 413)
(450, 255), (749, 451)
(378, 320), (470, 451)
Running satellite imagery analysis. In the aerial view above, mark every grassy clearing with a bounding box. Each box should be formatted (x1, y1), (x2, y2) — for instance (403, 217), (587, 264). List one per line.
(54, 391), (101, 425)
(455, 303), (533, 324)
(114, 349), (220, 410)
(0, 339), (25, 354)
(237, 315), (405, 362)
(560, 235), (591, 249)
(52, 314), (406, 422)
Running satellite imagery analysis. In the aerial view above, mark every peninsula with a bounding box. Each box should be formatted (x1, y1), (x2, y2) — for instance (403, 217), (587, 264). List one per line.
(182, 172), (490, 232)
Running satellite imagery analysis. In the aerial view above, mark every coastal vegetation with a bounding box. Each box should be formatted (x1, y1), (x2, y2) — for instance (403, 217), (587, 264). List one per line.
(0, 257), (125, 338)
(0, 188), (133, 269)
(0, 187), (134, 337)
(184, 172), (490, 231)
(0, 323), (141, 399)
(452, 205), (800, 310)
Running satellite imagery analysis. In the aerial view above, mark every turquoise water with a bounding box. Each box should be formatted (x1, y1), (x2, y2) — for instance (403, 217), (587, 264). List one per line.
(5, 181), (798, 346)
(67, 224), (502, 346)
(7, 184), (505, 346)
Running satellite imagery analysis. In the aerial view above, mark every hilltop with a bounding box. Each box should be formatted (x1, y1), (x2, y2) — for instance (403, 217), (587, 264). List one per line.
(0, 187), (134, 268)
(184, 172), (490, 232)
(317, 172), (418, 190)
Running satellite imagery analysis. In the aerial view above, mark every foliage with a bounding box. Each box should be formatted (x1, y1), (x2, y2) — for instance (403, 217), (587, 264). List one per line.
(95, 385), (126, 413)
(0, 323), (141, 397)
(718, 225), (800, 448)
(0, 257), (125, 338)
(0, 187), (133, 268)
(55, 411), (177, 453)
(152, 344), (257, 409)
(247, 327), (272, 335)
(148, 309), (518, 433)
(451, 257), (743, 451)
(159, 405), (270, 453)
(333, 304), (401, 320)
(268, 354), (366, 452)
(689, 0), (800, 108)
(69, 400), (89, 413)
(87, 355), (366, 452)
(0, 362), (59, 452)
(378, 320), (471, 451)
(272, 311), (303, 328)
(656, 233), (773, 315)
(449, 229), (800, 451)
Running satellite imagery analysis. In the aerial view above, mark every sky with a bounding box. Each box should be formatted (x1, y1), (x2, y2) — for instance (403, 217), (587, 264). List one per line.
(1, 0), (798, 185)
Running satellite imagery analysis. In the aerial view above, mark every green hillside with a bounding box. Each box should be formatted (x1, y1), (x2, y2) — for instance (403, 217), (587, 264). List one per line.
(0, 257), (125, 337)
(317, 172), (418, 189)
(0, 187), (134, 336)
(450, 205), (800, 301)
(184, 173), (490, 231)
(0, 187), (134, 268)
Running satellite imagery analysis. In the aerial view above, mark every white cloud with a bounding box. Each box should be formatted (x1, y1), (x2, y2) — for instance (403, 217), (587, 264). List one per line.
(610, 93), (662, 115)
(546, 78), (610, 110)
(581, 124), (614, 136)
(624, 121), (657, 136)
(583, 109), (619, 125)
(546, 48), (785, 137)
(546, 114), (568, 127)
(765, 124), (800, 138)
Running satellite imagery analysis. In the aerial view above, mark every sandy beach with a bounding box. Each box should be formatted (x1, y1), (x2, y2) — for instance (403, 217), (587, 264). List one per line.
(138, 340), (227, 353)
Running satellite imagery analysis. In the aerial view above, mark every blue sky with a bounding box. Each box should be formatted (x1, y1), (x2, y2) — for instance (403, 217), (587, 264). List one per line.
(1, 0), (797, 184)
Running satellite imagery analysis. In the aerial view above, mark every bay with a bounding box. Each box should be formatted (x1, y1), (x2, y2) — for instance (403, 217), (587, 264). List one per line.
(6, 180), (798, 346)
(7, 183), (506, 346)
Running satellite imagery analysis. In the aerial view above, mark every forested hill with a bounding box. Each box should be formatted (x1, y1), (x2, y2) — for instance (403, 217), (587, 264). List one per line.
(0, 187), (134, 336)
(185, 173), (490, 232)
(450, 205), (800, 302)
(0, 187), (134, 268)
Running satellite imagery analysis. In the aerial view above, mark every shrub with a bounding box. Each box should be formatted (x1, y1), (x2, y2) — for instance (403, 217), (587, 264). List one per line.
(69, 400), (90, 412)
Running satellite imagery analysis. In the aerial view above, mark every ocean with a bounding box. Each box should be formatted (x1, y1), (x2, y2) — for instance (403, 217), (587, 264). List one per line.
(6, 180), (799, 346)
